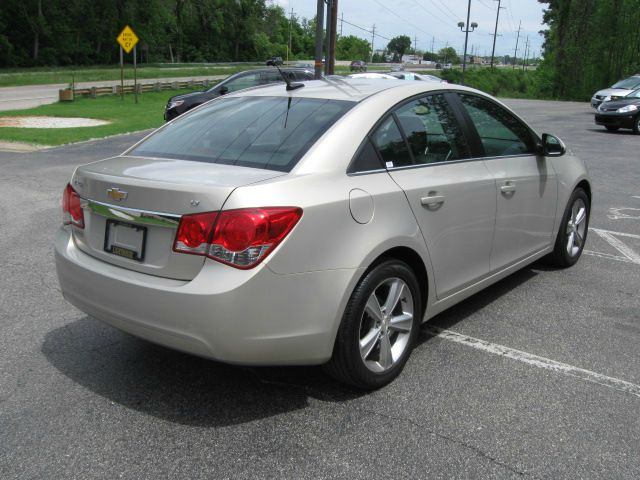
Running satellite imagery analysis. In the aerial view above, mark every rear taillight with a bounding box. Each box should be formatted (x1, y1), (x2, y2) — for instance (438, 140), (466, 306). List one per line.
(62, 183), (84, 228)
(173, 212), (218, 255)
(173, 207), (302, 269)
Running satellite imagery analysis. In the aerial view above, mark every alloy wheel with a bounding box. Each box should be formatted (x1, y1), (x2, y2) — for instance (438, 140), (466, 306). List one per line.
(359, 277), (414, 373)
(566, 197), (587, 257)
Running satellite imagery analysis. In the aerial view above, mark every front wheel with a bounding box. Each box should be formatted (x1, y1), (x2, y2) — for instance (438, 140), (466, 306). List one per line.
(632, 115), (640, 135)
(547, 188), (590, 268)
(324, 260), (421, 389)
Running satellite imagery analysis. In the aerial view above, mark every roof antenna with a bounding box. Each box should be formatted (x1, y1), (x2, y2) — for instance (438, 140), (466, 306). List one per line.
(267, 59), (304, 91)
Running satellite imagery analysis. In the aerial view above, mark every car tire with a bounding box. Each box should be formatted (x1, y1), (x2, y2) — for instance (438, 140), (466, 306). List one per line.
(633, 116), (640, 135)
(324, 259), (421, 390)
(547, 188), (590, 268)
(605, 126), (619, 132)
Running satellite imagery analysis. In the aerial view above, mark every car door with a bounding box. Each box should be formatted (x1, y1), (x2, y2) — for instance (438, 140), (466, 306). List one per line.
(375, 93), (497, 299)
(453, 93), (558, 271)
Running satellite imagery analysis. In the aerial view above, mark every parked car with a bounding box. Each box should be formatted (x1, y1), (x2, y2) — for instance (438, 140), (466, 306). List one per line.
(56, 79), (590, 389)
(389, 63), (404, 72)
(389, 72), (448, 83)
(350, 60), (367, 72)
(164, 68), (313, 121)
(266, 56), (283, 66)
(347, 72), (398, 80)
(595, 87), (640, 133)
(591, 74), (640, 109)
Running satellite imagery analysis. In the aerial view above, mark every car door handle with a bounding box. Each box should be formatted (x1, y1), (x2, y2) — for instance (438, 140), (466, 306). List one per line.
(420, 194), (446, 207)
(500, 182), (516, 194)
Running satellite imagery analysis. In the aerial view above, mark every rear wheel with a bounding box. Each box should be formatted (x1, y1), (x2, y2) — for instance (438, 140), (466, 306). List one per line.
(324, 260), (421, 390)
(605, 126), (619, 132)
(547, 188), (590, 268)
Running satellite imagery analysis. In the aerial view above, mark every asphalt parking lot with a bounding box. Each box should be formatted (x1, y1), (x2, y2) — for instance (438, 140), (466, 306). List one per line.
(1, 98), (639, 479)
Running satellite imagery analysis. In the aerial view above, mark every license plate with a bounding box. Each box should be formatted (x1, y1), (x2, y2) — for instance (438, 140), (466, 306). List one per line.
(104, 219), (147, 262)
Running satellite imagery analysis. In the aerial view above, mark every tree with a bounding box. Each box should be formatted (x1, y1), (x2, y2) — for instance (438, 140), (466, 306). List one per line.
(387, 35), (411, 59)
(336, 35), (370, 61)
(438, 47), (459, 64)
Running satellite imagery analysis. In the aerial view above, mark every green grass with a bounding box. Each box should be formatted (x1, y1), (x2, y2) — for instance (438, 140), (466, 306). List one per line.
(0, 89), (198, 146)
(0, 64), (261, 87)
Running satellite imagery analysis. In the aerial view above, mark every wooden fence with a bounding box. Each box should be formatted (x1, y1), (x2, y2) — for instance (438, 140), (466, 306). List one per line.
(59, 79), (219, 101)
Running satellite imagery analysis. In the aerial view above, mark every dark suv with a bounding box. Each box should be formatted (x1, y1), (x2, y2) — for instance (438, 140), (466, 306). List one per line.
(350, 60), (367, 72)
(165, 68), (313, 121)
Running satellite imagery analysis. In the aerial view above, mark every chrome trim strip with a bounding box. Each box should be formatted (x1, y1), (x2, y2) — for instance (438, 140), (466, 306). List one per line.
(82, 199), (181, 228)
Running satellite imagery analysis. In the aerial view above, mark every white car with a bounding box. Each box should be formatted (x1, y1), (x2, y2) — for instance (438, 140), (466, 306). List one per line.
(591, 75), (640, 109)
(56, 78), (591, 389)
(347, 73), (398, 80)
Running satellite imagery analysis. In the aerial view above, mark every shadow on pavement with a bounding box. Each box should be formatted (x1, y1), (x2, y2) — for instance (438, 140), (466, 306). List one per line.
(420, 266), (539, 338)
(42, 265), (543, 427)
(42, 318), (364, 428)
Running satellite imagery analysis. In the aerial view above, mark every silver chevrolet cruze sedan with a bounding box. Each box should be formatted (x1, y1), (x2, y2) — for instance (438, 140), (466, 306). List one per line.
(55, 79), (591, 389)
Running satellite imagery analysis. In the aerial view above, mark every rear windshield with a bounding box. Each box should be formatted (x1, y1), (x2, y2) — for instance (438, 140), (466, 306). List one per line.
(611, 78), (640, 89)
(131, 96), (354, 172)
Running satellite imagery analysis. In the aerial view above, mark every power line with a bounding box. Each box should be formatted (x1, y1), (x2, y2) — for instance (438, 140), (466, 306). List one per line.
(431, 0), (461, 20)
(340, 17), (392, 42)
(418, 0), (458, 23)
(371, 0), (436, 38)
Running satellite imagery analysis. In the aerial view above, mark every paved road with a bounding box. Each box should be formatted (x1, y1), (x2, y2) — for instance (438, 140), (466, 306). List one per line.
(1, 100), (639, 479)
(0, 75), (227, 112)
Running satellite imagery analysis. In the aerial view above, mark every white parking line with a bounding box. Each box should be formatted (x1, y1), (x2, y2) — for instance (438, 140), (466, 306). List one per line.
(587, 228), (640, 264)
(425, 326), (640, 399)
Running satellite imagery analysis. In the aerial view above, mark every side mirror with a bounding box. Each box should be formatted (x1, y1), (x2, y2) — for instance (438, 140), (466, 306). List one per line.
(541, 133), (566, 157)
(219, 85), (229, 95)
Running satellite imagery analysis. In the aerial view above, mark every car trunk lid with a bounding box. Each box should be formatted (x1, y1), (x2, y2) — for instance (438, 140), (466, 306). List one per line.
(70, 156), (285, 280)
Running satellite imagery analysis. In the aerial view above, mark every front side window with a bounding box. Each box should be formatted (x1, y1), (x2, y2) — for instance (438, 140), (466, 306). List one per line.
(459, 94), (536, 157)
(131, 96), (354, 172)
(395, 94), (470, 164)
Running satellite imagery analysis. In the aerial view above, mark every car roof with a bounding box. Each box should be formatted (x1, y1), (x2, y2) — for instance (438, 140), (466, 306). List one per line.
(225, 77), (472, 103)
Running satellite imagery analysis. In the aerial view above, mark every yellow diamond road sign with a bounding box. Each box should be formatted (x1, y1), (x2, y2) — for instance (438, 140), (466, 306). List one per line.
(117, 25), (139, 54)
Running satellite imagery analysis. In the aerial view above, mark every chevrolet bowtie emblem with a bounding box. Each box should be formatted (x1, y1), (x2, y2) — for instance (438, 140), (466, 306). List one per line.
(106, 187), (128, 201)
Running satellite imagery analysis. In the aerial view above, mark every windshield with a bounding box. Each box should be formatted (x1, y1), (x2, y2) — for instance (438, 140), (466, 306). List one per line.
(611, 78), (640, 89)
(131, 96), (354, 172)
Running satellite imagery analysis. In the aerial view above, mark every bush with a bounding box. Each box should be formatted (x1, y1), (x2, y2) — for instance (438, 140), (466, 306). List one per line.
(440, 67), (545, 99)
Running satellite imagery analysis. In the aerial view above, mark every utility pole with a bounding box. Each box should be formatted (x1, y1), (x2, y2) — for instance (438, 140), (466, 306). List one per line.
(490, 0), (505, 68)
(288, 8), (293, 63)
(340, 12), (343, 36)
(512, 20), (521, 69)
(314, 0), (324, 79)
(324, 0), (331, 76)
(522, 36), (529, 71)
(329, 0), (338, 74)
(414, 35), (418, 56)
(370, 24), (376, 63)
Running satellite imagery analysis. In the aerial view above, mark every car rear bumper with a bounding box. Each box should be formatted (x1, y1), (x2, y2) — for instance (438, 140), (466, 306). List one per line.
(595, 113), (637, 129)
(55, 227), (361, 365)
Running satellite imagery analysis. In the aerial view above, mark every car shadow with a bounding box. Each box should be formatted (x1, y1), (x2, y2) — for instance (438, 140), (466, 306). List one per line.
(419, 265), (540, 339)
(42, 318), (364, 428)
(43, 265), (543, 427)
(588, 127), (636, 135)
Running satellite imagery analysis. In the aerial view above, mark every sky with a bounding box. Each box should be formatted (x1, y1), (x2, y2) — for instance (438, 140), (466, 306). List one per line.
(273, 0), (547, 59)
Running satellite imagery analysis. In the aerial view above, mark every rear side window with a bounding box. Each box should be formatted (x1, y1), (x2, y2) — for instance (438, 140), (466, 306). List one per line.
(131, 96), (354, 172)
(458, 94), (535, 157)
(371, 116), (412, 168)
